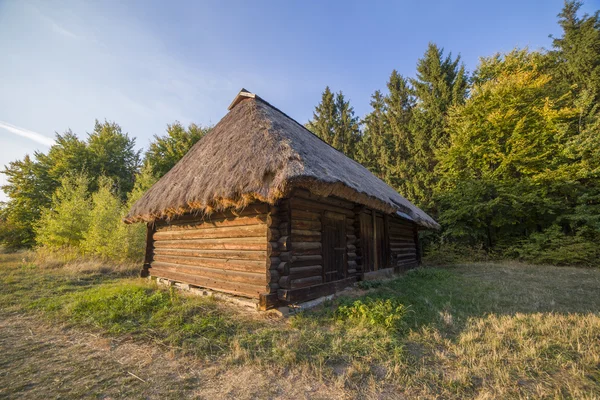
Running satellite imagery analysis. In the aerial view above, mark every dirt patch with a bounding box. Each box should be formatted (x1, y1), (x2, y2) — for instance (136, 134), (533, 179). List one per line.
(0, 313), (359, 399)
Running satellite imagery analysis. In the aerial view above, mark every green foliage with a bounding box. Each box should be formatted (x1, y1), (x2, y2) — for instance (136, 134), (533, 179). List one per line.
(508, 225), (599, 267)
(82, 177), (127, 260)
(307, 87), (361, 159)
(144, 121), (210, 178)
(35, 174), (91, 250)
(336, 297), (409, 331)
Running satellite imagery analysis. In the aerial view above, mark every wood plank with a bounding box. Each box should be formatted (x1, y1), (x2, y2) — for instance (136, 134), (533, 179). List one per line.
(151, 261), (267, 285)
(154, 224), (267, 240)
(153, 237), (267, 251)
(258, 293), (279, 310)
(149, 268), (268, 298)
(156, 215), (270, 231)
(152, 255), (268, 274)
(154, 248), (267, 260)
(291, 275), (323, 289)
(289, 265), (322, 279)
(277, 277), (357, 303)
(290, 197), (354, 218)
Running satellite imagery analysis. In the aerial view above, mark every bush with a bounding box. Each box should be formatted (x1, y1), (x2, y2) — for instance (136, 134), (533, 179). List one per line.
(336, 297), (409, 331)
(509, 225), (600, 267)
(35, 174), (91, 250)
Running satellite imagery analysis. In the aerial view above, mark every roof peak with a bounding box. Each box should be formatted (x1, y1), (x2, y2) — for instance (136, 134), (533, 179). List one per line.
(228, 88), (256, 110)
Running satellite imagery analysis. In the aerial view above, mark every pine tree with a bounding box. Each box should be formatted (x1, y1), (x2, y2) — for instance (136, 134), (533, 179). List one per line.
(306, 87), (337, 145)
(409, 43), (468, 210)
(359, 90), (388, 177)
(333, 91), (361, 159)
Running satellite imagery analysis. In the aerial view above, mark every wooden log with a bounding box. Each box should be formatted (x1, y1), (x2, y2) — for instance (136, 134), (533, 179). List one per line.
(278, 277), (357, 303)
(346, 244), (356, 252)
(292, 188), (354, 209)
(293, 255), (322, 268)
(270, 257), (281, 269)
(291, 229), (321, 242)
(291, 209), (320, 221)
(279, 222), (289, 232)
(292, 219), (321, 231)
(278, 262), (290, 275)
(346, 234), (357, 245)
(278, 236), (290, 251)
(154, 237), (269, 252)
(289, 265), (322, 279)
(348, 261), (357, 270)
(291, 275), (322, 289)
(278, 276), (291, 289)
(347, 269), (357, 275)
(152, 255), (269, 274)
(259, 293), (279, 310)
(280, 252), (293, 262)
(154, 248), (268, 261)
(150, 268), (267, 298)
(290, 197), (354, 218)
(156, 215), (270, 232)
(291, 242), (322, 255)
(266, 269), (280, 283)
(154, 204), (270, 226)
(151, 261), (267, 285)
(267, 228), (280, 242)
(347, 252), (357, 261)
(153, 224), (267, 241)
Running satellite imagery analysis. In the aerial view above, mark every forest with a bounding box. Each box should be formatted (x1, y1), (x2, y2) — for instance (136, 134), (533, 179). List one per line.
(1, 1), (598, 267)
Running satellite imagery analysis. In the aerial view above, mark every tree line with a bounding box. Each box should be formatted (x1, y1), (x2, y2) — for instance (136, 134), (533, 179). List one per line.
(1, 1), (598, 266)
(306, 1), (599, 266)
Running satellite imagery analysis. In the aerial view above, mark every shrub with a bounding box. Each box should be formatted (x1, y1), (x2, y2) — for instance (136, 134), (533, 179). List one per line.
(509, 225), (599, 267)
(336, 297), (409, 331)
(35, 174), (91, 250)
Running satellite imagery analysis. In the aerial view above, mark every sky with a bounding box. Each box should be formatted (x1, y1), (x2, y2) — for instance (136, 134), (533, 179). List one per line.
(1, 0), (598, 201)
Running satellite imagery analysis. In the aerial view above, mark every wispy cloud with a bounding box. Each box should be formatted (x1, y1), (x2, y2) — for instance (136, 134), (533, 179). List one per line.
(0, 121), (55, 147)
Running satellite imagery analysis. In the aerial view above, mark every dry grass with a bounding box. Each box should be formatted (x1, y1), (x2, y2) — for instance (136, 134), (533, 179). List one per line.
(0, 252), (599, 399)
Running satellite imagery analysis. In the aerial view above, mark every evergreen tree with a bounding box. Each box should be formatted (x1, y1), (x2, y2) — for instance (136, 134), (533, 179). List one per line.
(306, 86), (337, 145)
(358, 90), (388, 177)
(333, 91), (361, 159)
(409, 43), (468, 210)
(145, 121), (210, 178)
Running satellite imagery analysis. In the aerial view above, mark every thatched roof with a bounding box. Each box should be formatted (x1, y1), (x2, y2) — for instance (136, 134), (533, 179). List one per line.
(126, 89), (439, 229)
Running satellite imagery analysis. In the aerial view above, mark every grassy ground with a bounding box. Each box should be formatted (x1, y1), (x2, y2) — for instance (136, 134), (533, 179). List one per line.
(0, 252), (599, 399)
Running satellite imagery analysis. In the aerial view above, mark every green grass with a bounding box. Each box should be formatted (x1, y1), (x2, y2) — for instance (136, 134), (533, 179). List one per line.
(1, 251), (599, 398)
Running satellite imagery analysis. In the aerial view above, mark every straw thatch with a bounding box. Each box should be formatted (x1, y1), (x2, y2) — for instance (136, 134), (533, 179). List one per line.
(126, 89), (440, 229)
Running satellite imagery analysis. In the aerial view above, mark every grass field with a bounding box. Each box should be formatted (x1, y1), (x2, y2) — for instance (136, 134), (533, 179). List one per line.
(0, 251), (599, 399)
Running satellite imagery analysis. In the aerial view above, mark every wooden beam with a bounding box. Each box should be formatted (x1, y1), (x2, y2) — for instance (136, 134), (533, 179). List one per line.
(277, 277), (357, 303)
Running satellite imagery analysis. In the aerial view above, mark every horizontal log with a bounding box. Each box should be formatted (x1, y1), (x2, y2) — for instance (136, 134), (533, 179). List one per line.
(156, 215), (270, 232)
(292, 188), (354, 210)
(278, 276), (357, 303)
(154, 224), (267, 241)
(155, 204), (270, 226)
(266, 269), (280, 283)
(267, 228), (280, 242)
(291, 209), (320, 221)
(291, 275), (322, 289)
(151, 261), (267, 285)
(292, 219), (321, 231)
(279, 276), (291, 289)
(291, 242), (322, 255)
(347, 269), (357, 275)
(394, 253), (417, 261)
(153, 255), (269, 274)
(280, 252), (293, 262)
(279, 222), (290, 233)
(154, 248), (267, 261)
(150, 268), (267, 298)
(290, 265), (322, 279)
(347, 252), (357, 261)
(259, 293), (279, 310)
(347, 244), (356, 252)
(154, 237), (268, 251)
(346, 234), (357, 244)
(292, 254), (322, 267)
(277, 261), (290, 275)
(348, 261), (357, 270)
(290, 197), (354, 218)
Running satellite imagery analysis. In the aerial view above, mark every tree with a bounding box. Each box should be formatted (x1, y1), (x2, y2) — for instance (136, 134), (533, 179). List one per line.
(306, 86), (337, 145)
(145, 122), (210, 178)
(409, 43), (468, 210)
(307, 87), (361, 159)
(86, 120), (141, 198)
(358, 90), (388, 177)
(35, 174), (91, 250)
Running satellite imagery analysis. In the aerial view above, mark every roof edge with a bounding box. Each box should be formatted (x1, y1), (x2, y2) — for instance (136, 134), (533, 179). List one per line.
(228, 88), (256, 110)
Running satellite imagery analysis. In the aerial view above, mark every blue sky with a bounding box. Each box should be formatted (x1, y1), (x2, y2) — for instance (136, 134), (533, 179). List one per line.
(1, 0), (598, 201)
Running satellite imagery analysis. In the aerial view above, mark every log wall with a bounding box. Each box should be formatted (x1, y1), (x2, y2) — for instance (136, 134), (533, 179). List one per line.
(277, 189), (358, 303)
(148, 203), (275, 299)
(388, 215), (419, 271)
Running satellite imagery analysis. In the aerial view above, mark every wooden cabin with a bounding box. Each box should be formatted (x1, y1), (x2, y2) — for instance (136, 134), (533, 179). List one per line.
(125, 89), (440, 310)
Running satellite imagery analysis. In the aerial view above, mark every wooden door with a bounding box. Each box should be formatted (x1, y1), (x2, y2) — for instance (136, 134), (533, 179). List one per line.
(322, 212), (347, 282)
(360, 210), (389, 272)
